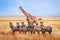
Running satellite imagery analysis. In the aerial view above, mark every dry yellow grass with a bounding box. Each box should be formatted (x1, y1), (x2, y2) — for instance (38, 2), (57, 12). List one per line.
(0, 17), (60, 40)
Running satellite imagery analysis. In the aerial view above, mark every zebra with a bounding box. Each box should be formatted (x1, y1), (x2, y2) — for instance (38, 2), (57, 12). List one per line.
(39, 21), (52, 34)
(45, 26), (52, 34)
(19, 22), (27, 34)
(9, 22), (52, 34)
(27, 22), (35, 34)
(40, 26), (52, 34)
(9, 22), (18, 34)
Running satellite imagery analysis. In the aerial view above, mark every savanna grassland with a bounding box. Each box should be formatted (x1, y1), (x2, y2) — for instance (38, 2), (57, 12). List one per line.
(0, 17), (60, 40)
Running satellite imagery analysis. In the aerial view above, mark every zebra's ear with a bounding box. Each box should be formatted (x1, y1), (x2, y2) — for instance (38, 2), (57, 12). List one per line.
(9, 22), (12, 24)
(16, 22), (19, 24)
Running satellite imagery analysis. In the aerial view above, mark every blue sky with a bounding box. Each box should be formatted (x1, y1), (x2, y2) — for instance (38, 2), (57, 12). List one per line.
(0, 0), (60, 17)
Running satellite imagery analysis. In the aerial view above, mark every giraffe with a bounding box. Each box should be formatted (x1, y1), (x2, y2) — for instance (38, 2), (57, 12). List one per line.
(19, 6), (38, 24)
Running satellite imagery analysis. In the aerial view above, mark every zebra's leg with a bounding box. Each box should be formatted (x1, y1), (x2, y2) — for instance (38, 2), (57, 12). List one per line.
(37, 31), (40, 34)
(48, 30), (52, 34)
(41, 30), (45, 34)
(31, 30), (34, 34)
(25, 30), (27, 34)
(22, 30), (25, 34)
(23, 30), (26, 34)
(13, 30), (15, 34)
(42, 31), (45, 34)
(31, 31), (32, 34)
(19, 30), (21, 34)
(49, 31), (51, 34)
(33, 31), (35, 34)
(23, 30), (25, 34)
(32, 30), (35, 34)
